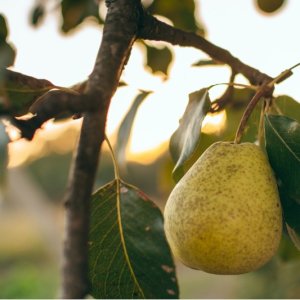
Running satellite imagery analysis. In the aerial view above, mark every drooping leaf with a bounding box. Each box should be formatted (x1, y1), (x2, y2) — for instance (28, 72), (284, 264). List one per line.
(272, 95), (300, 123)
(169, 88), (211, 181)
(89, 180), (179, 299)
(146, 45), (172, 76)
(178, 87), (257, 173)
(116, 90), (151, 166)
(0, 69), (55, 116)
(61, 0), (102, 32)
(192, 59), (223, 67)
(265, 114), (300, 204)
(147, 0), (205, 34)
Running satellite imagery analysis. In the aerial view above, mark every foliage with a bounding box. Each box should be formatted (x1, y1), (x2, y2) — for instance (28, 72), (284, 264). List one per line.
(1, 0), (300, 299)
(89, 180), (178, 298)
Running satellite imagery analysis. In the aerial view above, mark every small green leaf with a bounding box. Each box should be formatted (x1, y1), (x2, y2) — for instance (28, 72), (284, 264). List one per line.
(116, 90), (151, 166)
(61, 0), (102, 33)
(192, 59), (223, 67)
(0, 14), (8, 41)
(30, 5), (45, 27)
(0, 69), (55, 116)
(148, 0), (205, 34)
(0, 41), (15, 68)
(89, 180), (179, 299)
(169, 88), (211, 181)
(265, 114), (300, 203)
(146, 45), (172, 76)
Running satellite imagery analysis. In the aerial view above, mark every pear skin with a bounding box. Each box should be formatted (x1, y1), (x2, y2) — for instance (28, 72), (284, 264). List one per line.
(164, 142), (282, 275)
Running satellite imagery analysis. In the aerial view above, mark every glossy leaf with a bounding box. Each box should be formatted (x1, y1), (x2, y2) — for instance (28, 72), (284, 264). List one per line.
(116, 90), (151, 166)
(265, 115), (300, 204)
(89, 180), (179, 299)
(173, 88), (259, 177)
(146, 45), (172, 76)
(0, 69), (55, 116)
(169, 88), (211, 181)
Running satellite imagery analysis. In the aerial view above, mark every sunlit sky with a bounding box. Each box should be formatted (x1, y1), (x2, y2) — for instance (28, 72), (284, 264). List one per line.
(1, 0), (300, 166)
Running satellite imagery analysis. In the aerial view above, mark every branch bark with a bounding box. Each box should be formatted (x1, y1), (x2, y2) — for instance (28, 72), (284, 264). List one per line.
(61, 0), (142, 298)
(10, 8), (274, 140)
(138, 13), (273, 85)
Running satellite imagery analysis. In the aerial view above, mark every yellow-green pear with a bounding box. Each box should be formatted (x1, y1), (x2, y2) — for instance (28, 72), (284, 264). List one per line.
(164, 142), (282, 275)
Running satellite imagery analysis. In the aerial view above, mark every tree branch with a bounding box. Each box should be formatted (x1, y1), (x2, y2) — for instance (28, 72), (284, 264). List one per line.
(61, 0), (142, 298)
(138, 13), (273, 85)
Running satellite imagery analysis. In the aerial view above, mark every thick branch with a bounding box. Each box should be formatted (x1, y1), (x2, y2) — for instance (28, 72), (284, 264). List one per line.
(61, 0), (142, 298)
(138, 13), (272, 85)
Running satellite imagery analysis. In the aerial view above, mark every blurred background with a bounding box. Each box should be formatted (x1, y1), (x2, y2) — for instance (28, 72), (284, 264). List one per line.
(1, 0), (300, 298)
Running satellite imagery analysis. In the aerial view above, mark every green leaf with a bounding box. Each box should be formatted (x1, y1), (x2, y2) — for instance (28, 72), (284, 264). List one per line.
(0, 69), (55, 116)
(279, 185), (300, 235)
(116, 90), (151, 166)
(148, 0), (205, 34)
(0, 15), (15, 69)
(265, 115), (300, 204)
(272, 95), (300, 123)
(146, 45), (173, 76)
(0, 41), (15, 69)
(192, 59), (223, 67)
(61, 0), (102, 32)
(89, 180), (179, 299)
(30, 5), (45, 27)
(169, 88), (211, 181)
(0, 14), (8, 41)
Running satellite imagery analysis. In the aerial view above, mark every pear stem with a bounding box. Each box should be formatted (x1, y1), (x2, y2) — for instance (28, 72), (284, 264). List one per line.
(234, 83), (273, 144)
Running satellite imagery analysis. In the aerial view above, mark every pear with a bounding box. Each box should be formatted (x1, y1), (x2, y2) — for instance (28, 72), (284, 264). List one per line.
(164, 142), (282, 275)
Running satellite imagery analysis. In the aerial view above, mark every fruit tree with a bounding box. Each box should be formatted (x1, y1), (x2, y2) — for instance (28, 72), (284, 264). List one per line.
(1, 0), (300, 298)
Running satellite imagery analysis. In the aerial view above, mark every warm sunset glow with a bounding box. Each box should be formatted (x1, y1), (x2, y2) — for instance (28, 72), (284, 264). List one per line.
(202, 110), (227, 135)
(1, 0), (300, 167)
(7, 119), (80, 168)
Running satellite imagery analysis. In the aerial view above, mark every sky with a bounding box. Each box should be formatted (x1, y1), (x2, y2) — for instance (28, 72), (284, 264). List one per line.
(0, 0), (300, 165)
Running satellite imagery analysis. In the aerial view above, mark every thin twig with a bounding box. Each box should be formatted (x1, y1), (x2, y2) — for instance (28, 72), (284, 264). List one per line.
(138, 13), (273, 85)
